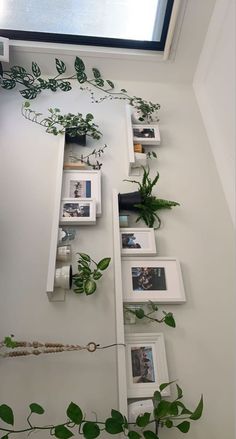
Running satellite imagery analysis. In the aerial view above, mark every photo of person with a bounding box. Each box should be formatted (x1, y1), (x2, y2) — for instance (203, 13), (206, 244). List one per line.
(131, 346), (155, 383)
(133, 128), (155, 139)
(62, 202), (90, 218)
(122, 233), (141, 249)
(132, 266), (166, 291)
(69, 180), (91, 198)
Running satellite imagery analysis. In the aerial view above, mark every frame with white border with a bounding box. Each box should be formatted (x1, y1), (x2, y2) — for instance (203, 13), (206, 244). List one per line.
(122, 257), (186, 304)
(0, 37), (9, 61)
(62, 169), (102, 216)
(132, 124), (161, 145)
(120, 228), (156, 256)
(125, 332), (170, 398)
(59, 198), (96, 225)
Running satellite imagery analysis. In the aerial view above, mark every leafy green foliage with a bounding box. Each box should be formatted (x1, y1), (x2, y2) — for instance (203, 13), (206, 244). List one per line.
(54, 425), (73, 439)
(72, 253), (111, 296)
(123, 167), (179, 229)
(82, 422), (100, 439)
(29, 403), (45, 415)
(66, 402), (83, 424)
(0, 405), (14, 425)
(124, 303), (176, 328)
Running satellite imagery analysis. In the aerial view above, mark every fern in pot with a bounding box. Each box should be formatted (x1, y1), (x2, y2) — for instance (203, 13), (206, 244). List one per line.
(119, 167), (179, 229)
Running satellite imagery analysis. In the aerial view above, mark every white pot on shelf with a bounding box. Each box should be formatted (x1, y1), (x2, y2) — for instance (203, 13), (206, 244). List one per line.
(54, 265), (72, 290)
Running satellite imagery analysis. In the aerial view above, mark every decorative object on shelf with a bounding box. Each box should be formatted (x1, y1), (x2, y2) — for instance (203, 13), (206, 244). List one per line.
(1, 56), (160, 122)
(56, 245), (71, 262)
(124, 302), (176, 327)
(133, 152), (147, 168)
(119, 166), (180, 229)
(21, 102), (102, 143)
(125, 332), (169, 398)
(119, 214), (129, 228)
(72, 252), (111, 295)
(120, 227), (156, 256)
(122, 257), (186, 304)
(134, 143), (143, 153)
(58, 227), (76, 244)
(0, 379), (203, 438)
(62, 170), (102, 216)
(60, 198), (96, 225)
(133, 124), (161, 145)
(0, 36), (9, 62)
(54, 265), (72, 289)
(66, 144), (107, 170)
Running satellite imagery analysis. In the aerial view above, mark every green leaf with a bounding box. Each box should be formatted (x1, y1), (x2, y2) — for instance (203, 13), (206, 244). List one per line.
(148, 301), (158, 312)
(143, 430), (158, 439)
(66, 402), (83, 424)
(32, 62), (41, 77)
(74, 56), (85, 72)
(29, 403), (44, 415)
(20, 88), (39, 99)
(92, 68), (101, 78)
(78, 253), (91, 262)
(176, 384), (183, 399)
(165, 419), (173, 428)
(121, 88), (127, 92)
(93, 271), (102, 280)
(56, 58), (66, 74)
(106, 80), (114, 89)
(1, 79), (16, 90)
(54, 425), (73, 439)
(84, 279), (96, 295)
(82, 422), (100, 439)
(190, 396), (203, 420)
(164, 313), (176, 328)
(1, 435), (9, 439)
(59, 81), (72, 92)
(0, 405), (14, 426)
(176, 421), (190, 433)
(3, 336), (17, 348)
(111, 409), (124, 423)
(105, 418), (124, 434)
(154, 400), (171, 419)
(159, 381), (174, 392)
(176, 401), (192, 415)
(128, 431), (142, 439)
(11, 65), (26, 76)
(169, 402), (178, 416)
(97, 257), (111, 271)
(152, 151), (157, 158)
(135, 308), (145, 319)
(95, 78), (104, 87)
(136, 412), (150, 428)
(153, 391), (161, 404)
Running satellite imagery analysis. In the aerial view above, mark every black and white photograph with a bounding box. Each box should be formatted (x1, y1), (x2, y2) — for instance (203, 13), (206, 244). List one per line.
(120, 228), (156, 255)
(126, 333), (169, 398)
(62, 170), (102, 216)
(132, 124), (160, 145)
(60, 198), (96, 225)
(122, 257), (186, 303)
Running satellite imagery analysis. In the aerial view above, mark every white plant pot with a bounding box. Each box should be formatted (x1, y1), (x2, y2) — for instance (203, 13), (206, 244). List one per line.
(54, 265), (72, 290)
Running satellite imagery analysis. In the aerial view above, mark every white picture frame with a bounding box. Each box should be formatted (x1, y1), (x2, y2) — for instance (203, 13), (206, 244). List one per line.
(62, 170), (102, 216)
(120, 228), (156, 256)
(122, 257), (186, 304)
(59, 198), (96, 225)
(132, 124), (160, 145)
(0, 37), (9, 62)
(125, 333), (170, 398)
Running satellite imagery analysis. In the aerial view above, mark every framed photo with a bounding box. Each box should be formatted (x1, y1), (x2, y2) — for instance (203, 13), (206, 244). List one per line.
(62, 170), (102, 216)
(120, 228), (156, 256)
(0, 37), (9, 62)
(132, 124), (160, 145)
(122, 257), (186, 303)
(59, 198), (96, 225)
(125, 333), (170, 398)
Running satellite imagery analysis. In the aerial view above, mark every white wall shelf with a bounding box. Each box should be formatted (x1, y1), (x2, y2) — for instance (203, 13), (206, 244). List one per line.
(46, 133), (67, 302)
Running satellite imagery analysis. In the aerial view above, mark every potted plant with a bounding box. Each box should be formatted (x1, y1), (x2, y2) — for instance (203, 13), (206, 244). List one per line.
(22, 102), (102, 145)
(72, 252), (111, 295)
(119, 167), (179, 229)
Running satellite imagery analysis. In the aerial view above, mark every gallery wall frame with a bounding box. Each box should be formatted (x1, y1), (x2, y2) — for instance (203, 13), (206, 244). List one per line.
(62, 170), (102, 216)
(122, 257), (186, 304)
(59, 198), (96, 225)
(0, 37), (9, 61)
(125, 333), (170, 398)
(132, 124), (161, 145)
(120, 228), (156, 256)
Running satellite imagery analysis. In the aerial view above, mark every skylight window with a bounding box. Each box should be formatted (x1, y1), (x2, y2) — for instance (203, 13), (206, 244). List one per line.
(0, 0), (174, 51)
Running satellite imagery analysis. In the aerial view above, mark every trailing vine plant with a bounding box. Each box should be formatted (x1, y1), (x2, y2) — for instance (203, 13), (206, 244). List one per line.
(0, 382), (203, 439)
(0, 57), (160, 122)
(124, 302), (176, 327)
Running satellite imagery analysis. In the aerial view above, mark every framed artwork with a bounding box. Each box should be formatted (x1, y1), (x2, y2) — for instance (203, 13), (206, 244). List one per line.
(59, 198), (96, 225)
(120, 228), (156, 256)
(122, 257), (186, 303)
(0, 37), (9, 62)
(62, 170), (102, 216)
(132, 124), (160, 145)
(125, 333), (170, 398)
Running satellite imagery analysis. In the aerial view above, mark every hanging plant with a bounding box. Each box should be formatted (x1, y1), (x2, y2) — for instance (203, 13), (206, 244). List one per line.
(0, 57), (160, 122)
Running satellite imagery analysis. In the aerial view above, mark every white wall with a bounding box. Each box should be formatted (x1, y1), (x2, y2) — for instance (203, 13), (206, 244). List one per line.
(193, 0), (235, 224)
(0, 73), (234, 439)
